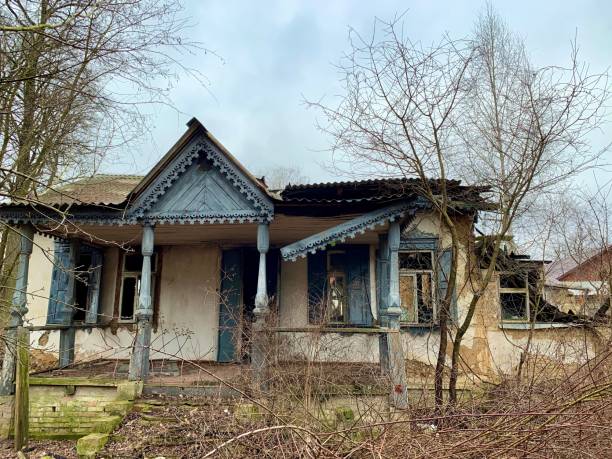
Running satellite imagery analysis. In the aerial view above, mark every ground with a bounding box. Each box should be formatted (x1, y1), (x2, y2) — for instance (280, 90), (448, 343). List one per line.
(0, 355), (610, 458)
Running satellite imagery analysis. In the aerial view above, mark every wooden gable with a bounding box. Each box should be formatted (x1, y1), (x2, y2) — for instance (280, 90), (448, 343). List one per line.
(128, 128), (274, 224)
(147, 157), (258, 219)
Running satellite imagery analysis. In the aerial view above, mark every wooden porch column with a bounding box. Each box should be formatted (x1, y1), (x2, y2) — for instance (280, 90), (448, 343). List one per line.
(129, 223), (155, 381)
(251, 223), (269, 390)
(0, 225), (34, 395)
(381, 221), (408, 409)
(254, 223), (270, 314)
(58, 239), (78, 367)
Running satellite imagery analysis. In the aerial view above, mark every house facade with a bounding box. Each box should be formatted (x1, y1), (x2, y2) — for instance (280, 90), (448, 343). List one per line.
(0, 118), (604, 396)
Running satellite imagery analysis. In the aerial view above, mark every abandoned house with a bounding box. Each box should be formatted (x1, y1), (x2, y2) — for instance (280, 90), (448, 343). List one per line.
(0, 118), (606, 399)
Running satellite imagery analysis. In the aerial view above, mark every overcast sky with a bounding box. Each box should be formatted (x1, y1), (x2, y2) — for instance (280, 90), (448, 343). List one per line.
(104, 0), (612, 187)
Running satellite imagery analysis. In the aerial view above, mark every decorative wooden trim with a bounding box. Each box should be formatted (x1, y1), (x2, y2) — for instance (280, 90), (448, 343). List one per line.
(110, 250), (124, 335)
(280, 200), (428, 261)
(153, 247), (163, 332)
(128, 135), (274, 222)
(0, 134), (275, 227)
(270, 326), (387, 334)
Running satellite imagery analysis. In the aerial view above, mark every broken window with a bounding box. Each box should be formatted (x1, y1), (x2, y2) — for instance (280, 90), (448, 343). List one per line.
(327, 250), (347, 323)
(399, 251), (435, 323)
(73, 252), (93, 322)
(119, 250), (157, 321)
(499, 271), (529, 320)
(307, 246), (372, 326)
(47, 242), (103, 325)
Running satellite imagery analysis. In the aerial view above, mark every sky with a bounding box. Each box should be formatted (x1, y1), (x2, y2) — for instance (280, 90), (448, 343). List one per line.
(104, 0), (612, 187)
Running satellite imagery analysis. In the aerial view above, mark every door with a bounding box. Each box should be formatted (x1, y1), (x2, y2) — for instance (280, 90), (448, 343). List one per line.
(217, 249), (243, 362)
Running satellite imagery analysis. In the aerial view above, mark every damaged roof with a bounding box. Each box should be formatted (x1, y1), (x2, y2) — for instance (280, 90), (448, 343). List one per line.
(31, 174), (491, 211)
(1, 118), (492, 214)
(36, 174), (143, 207)
(280, 178), (491, 207)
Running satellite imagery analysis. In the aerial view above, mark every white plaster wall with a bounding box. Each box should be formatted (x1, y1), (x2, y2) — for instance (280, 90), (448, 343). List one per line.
(279, 257), (308, 327)
(151, 244), (221, 360)
(26, 234), (61, 360)
(279, 332), (380, 363)
(27, 242), (223, 363)
(27, 234), (55, 326)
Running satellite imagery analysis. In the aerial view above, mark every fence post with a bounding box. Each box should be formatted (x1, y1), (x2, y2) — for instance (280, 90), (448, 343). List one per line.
(14, 326), (29, 452)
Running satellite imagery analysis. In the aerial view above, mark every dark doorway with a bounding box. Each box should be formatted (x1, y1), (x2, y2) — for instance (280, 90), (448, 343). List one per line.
(73, 252), (92, 322)
(217, 248), (280, 363)
(241, 249), (259, 360)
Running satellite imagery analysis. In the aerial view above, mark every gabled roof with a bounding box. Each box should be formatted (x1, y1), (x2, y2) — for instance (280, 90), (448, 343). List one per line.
(280, 178), (490, 205)
(0, 117), (492, 226)
(37, 175), (142, 207)
(127, 118), (273, 206)
(17, 118), (273, 211)
(546, 245), (612, 283)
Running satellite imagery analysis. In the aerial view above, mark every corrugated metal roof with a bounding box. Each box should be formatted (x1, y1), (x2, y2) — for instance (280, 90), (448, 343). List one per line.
(16, 174), (490, 209)
(37, 174), (142, 206)
(281, 177), (490, 205)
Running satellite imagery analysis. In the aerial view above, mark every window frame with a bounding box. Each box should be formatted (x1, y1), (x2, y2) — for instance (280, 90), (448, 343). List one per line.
(399, 249), (436, 325)
(498, 271), (530, 322)
(326, 249), (348, 324)
(117, 249), (158, 323)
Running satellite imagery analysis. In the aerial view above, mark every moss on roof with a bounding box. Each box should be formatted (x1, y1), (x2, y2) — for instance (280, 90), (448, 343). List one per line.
(38, 174), (143, 207)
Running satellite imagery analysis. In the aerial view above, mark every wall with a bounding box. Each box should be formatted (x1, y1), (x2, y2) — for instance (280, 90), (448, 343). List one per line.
(0, 380), (140, 440)
(275, 211), (608, 380)
(26, 238), (223, 364)
(23, 217), (607, 380)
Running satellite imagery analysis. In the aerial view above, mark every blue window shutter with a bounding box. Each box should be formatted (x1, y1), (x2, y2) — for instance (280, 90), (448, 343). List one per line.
(218, 249), (242, 362)
(47, 241), (72, 325)
(437, 248), (457, 321)
(85, 247), (104, 324)
(307, 251), (327, 324)
(346, 245), (372, 326)
(376, 235), (389, 317)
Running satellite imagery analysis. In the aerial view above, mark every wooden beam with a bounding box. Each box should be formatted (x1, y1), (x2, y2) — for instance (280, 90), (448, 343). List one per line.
(381, 221), (408, 409)
(0, 225), (34, 396)
(252, 223), (270, 392)
(280, 202), (416, 261)
(129, 223), (155, 381)
(14, 327), (29, 452)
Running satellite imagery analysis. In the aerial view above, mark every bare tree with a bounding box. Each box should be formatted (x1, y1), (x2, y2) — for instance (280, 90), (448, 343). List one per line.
(0, 0), (207, 313)
(257, 166), (309, 190)
(309, 6), (609, 408)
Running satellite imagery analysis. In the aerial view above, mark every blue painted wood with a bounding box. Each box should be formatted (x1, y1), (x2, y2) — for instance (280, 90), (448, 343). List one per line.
(376, 235), (390, 323)
(346, 246), (372, 326)
(400, 233), (438, 251)
(437, 248), (457, 321)
(281, 202), (418, 261)
(218, 249), (242, 362)
(129, 132), (274, 218)
(85, 247), (103, 324)
(387, 222), (402, 324)
(148, 159), (258, 217)
(47, 241), (72, 325)
(307, 251), (326, 324)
